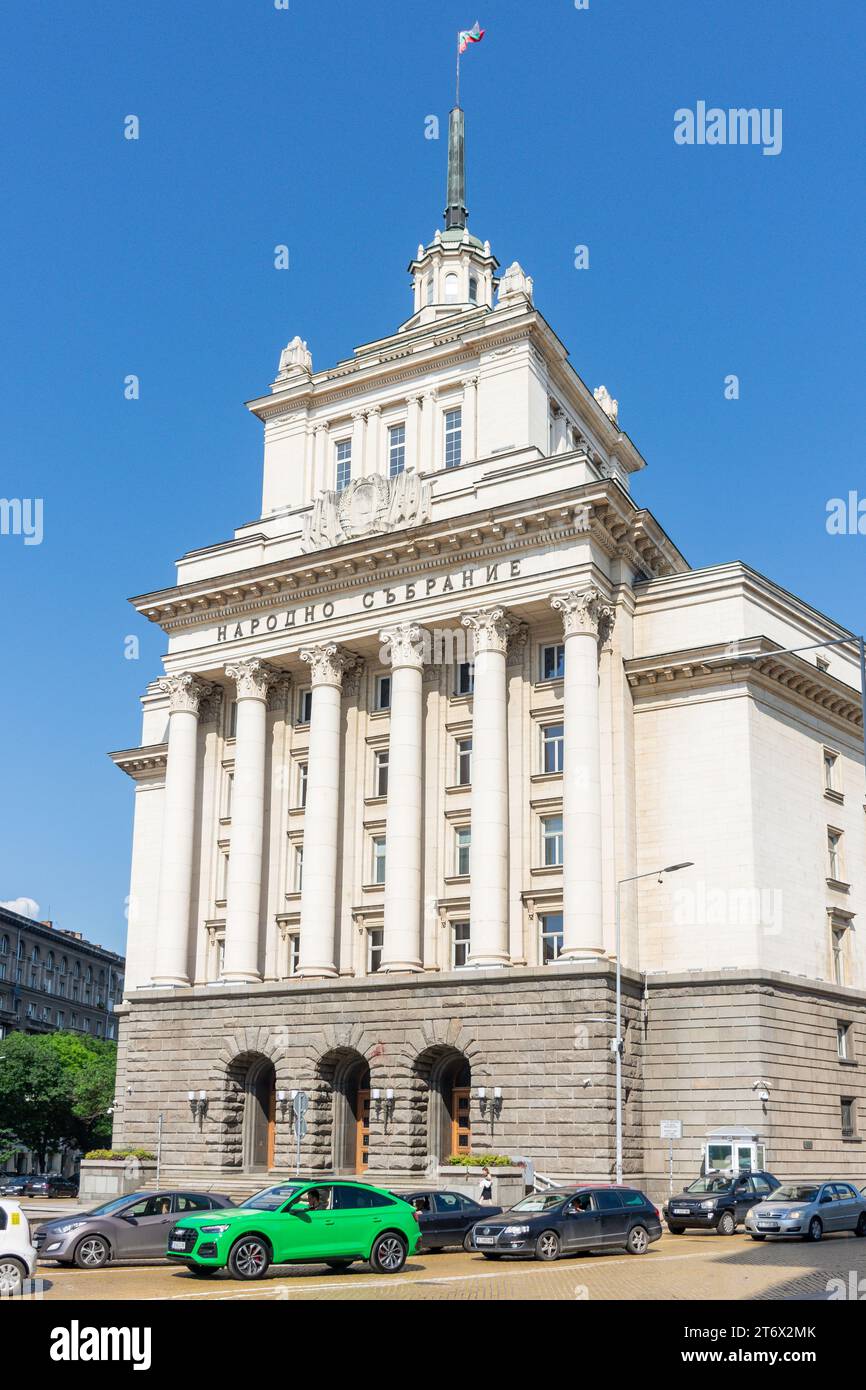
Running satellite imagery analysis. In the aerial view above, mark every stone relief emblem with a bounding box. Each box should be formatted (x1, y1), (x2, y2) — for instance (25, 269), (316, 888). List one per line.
(301, 471), (432, 552)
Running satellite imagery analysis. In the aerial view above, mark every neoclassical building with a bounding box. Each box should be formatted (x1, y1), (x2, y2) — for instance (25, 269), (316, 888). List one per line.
(110, 109), (866, 1192)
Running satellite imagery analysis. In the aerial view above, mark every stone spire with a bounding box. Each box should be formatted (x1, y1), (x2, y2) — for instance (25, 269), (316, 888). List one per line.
(444, 106), (468, 231)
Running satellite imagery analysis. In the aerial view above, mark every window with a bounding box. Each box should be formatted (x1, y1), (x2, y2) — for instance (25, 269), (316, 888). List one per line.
(425, 275), (434, 306)
(456, 736), (472, 786)
(469, 275), (478, 304)
(176, 1195), (213, 1213)
(373, 836), (387, 885)
(452, 921), (471, 969)
(444, 272), (459, 304)
(297, 687), (312, 724)
(293, 845), (304, 893)
(287, 933), (300, 976)
(375, 674), (391, 711)
(228, 700), (238, 739)
(388, 423), (406, 478)
(540, 643), (565, 681)
(444, 407), (463, 468)
(375, 749), (389, 798)
(455, 826), (471, 877)
(456, 662), (474, 696)
(56, 1010), (64, 1028)
(297, 761), (308, 808)
(0, 937), (7, 955)
(827, 829), (844, 882)
(542, 723), (564, 774)
(837, 1022), (853, 1060)
(335, 438), (352, 492)
(367, 928), (384, 974)
(841, 1097), (857, 1139)
(824, 749), (840, 796)
(542, 815), (564, 867)
(224, 772), (234, 819)
(833, 925), (847, 985)
(540, 912), (564, 964)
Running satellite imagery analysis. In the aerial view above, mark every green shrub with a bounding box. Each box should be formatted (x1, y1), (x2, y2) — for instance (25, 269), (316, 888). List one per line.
(84, 1148), (156, 1161)
(445, 1153), (513, 1167)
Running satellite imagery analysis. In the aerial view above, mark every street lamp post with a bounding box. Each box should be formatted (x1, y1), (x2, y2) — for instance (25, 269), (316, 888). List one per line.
(614, 862), (694, 1186)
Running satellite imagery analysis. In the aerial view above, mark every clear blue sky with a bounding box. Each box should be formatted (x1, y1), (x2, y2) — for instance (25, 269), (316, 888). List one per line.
(1, 1), (863, 954)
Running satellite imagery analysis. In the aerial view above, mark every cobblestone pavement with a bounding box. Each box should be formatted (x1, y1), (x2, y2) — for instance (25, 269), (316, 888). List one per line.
(25, 1230), (866, 1302)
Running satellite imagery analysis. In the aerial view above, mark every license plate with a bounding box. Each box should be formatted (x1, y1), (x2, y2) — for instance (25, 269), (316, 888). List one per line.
(475, 1237), (495, 1246)
(671, 1208), (689, 1215)
(169, 1240), (187, 1251)
(757, 1223), (778, 1231)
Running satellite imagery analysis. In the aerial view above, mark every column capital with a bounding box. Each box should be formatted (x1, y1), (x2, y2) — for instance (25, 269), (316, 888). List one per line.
(225, 658), (282, 701)
(379, 622), (428, 671)
(157, 672), (214, 716)
(461, 374), (479, 390)
(314, 421), (329, 435)
(366, 404), (383, 418)
(299, 643), (360, 689)
(351, 408), (367, 421)
(460, 606), (517, 656)
(266, 672), (293, 714)
(423, 388), (438, 403)
(551, 587), (616, 642)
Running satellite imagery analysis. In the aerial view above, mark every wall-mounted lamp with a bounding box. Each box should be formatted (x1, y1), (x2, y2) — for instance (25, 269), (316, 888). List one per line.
(277, 1090), (290, 1119)
(188, 1090), (208, 1125)
(374, 1088), (396, 1125)
(752, 1079), (771, 1106)
(478, 1086), (503, 1121)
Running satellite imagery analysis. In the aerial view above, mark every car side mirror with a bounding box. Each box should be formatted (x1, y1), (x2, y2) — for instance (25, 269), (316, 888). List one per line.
(820, 1195), (833, 1204)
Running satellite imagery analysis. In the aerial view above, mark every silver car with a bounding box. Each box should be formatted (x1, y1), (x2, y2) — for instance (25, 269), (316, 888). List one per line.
(33, 1190), (234, 1267)
(745, 1181), (866, 1242)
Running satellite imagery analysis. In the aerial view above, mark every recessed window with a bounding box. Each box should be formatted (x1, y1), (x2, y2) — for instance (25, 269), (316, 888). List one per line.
(832, 924), (848, 985)
(375, 674), (391, 711)
(388, 423), (406, 477)
(542, 815), (564, 867)
(456, 736), (472, 786)
(444, 272), (459, 304)
(373, 836), (387, 885)
(841, 1097), (857, 1139)
(287, 933), (300, 977)
(297, 687), (312, 725)
(425, 276), (434, 306)
(837, 1021), (853, 1061)
(455, 826), (471, 877)
(468, 276), (478, 304)
(367, 928), (384, 975)
(224, 772), (234, 819)
(541, 723), (564, 774)
(228, 701), (238, 739)
(297, 761), (308, 808)
(375, 749), (389, 798)
(827, 828), (844, 882)
(444, 407), (463, 469)
(456, 662), (474, 696)
(452, 921), (471, 970)
(540, 912), (564, 965)
(824, 749), (840, 796)
(293, 845), (304, 893)
(540, 644), (565, 681)
(335, 438), (352, 493)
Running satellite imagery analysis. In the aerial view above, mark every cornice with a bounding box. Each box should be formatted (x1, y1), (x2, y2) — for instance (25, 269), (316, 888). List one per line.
(109, 743), (168, 780)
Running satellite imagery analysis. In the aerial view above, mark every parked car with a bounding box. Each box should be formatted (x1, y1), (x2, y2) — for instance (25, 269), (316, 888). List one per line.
(0, 1200), (38, 1296)
(22, 1174), (79, 1198)
(166, 1180), (420, 1280)
(0, 1175), (34, 1198)
(664, 1171), (780, 1234)
(744, 1181), (866, 1242)
(401, 1189), (503, 1251)
(34, 1190), (234, 1268)
(470, 1186), (662, 1260)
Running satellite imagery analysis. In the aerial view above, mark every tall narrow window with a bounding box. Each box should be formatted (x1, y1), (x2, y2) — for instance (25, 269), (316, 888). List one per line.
(228, 701), (238, 739)
(832, 925), (847, 985)
(542, 815), (564, 867)
(444, 408), (463, 468)
(469, 276), (478, 304)
(452, 921), (471, 969)
(540, 912), (564, 965)
(837, 1021), (852, 1060)
(375, 749), (389, 798)
(824, 750), (839, 795)
(375, 674), (391, 711)
(294, 845), (304, 893)
(335, 438), (352, 493)
(541, 723), (564, 774)
(297, 761), (308, 808)
(288, 934), (300, 977)
(841, 1097), (856, 1139)
(297, 688), (312, 724)
(456, 662), (474, 696)
(827, 829), (843, 881)
(373, 836), (387, 885)
(367, 928), (384, 974)
(456, 736), (472, 786)
(540, 644), (565, 681)
(455, 826), (471, 877)
(444, 272), (459, 304)
(425, 275), (434, 305)
(388, 423), (406, 477)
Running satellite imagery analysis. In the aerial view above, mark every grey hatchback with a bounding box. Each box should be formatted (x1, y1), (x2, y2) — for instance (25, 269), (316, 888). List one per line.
(744, 1181), (866, 1242)
(34, 1190), (234, 1267)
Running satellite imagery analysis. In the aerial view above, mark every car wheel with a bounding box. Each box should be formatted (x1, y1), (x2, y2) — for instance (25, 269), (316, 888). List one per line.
(370, 1232), (407, 1274)
(462, 1230), (475, 1252)
(325, 1260), (353, 1271)
(856, 1213), (866, 1238)
(716, 1212), (736, 1236)
(185, 1264), (219, 1277)
(0, 1257), (26, 1296)
(749, 1234), (766, 1242)
(74, 1235), (110, 1269)
(626, 1225), (649, 1255)
(535, 1229), (561, 1261)
(228, 1236), (271, 1281)
(667, 1225), (685, 1235)
(806, 1217), (823, 1243)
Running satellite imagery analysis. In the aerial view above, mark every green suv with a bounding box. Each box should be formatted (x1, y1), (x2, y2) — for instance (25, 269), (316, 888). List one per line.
(166, 1181), (420, 1280)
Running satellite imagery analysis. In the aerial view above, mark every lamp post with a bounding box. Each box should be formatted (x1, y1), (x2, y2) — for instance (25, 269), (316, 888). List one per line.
(614, 862), (694, 1186)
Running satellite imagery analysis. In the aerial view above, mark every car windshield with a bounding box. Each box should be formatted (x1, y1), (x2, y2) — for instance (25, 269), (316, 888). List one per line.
(772, 1185), (819, 1202)
(87, 1195), (150, 1217)
(241, 1184), (301, 1211)
(508, 1193), (566, 1213)
(685, 1177), (735, 1194)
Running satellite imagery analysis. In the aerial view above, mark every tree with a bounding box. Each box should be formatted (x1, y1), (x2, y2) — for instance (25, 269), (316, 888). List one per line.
(0, 1032), (117, 1167)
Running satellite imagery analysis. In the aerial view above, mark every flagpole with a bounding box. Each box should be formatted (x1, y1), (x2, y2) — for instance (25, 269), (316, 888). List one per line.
(456, 32), (461, 107)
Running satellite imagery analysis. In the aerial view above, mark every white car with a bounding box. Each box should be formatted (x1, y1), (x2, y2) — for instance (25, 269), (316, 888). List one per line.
(0, 1200), (38, 1296)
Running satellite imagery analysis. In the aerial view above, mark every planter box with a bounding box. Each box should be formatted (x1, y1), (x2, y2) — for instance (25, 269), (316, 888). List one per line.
(77, 1159), (158, 1204)
(436, 1166), (527, 1208)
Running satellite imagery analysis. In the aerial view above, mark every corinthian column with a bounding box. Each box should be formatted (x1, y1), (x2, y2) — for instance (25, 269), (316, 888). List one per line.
(153, 673), (213, 986)
(297, 644), (357, 977)
(379, 623), (427, 973)
(460, 607), (516, 967)
(550, 587), (615, 959)
(223, 658), (281, 983)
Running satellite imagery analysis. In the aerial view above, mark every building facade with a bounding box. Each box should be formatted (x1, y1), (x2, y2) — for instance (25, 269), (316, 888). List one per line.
(110, 111), (866, 1194)
(0, 904), (124, 1043)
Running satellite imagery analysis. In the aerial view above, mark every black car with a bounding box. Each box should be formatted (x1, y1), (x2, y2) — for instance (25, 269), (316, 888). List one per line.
(402, 1189), (503, 1251)
(470, 1186), (662, 1261)
(22, 1174), (79, 1198)
(663, 1170), (780, 1235)
(0, 1175), (33, 1197)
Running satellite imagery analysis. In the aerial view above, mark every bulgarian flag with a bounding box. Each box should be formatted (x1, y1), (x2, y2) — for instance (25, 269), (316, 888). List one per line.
(459, 21), (485, 53)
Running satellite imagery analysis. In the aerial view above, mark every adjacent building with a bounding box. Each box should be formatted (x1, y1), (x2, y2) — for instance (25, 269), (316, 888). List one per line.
(109, 108), (866, 1194)
(0, 904), (124, 1043)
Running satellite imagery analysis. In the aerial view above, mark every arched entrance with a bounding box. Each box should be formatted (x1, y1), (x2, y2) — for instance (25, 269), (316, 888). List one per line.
(320, 1050), (371, 1174)
(416, 1048), (472, 1165)
(244, 1057), (276, 1172)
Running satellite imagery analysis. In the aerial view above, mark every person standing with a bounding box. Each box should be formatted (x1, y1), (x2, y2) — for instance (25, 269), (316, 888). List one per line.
(479, 1166), (494, 1203)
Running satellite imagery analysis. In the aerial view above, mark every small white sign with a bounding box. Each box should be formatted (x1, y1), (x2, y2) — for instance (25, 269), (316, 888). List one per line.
(660, 1120), (683, 1140)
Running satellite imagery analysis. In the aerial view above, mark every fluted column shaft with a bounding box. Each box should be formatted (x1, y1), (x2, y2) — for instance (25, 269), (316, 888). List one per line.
(223, 659), (279, 983)
(297, 644), (355, 977)
(461, 608), (515, 967)
(551, 588), (615, 959)
(153, 674), (212, 986)
(380, 624), (426, 973)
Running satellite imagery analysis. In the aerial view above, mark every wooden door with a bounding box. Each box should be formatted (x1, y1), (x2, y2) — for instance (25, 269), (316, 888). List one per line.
(267, 1082), (276, 1169)
(451, 1086), (471, 1156)
(355, 1090), (371, 1172)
